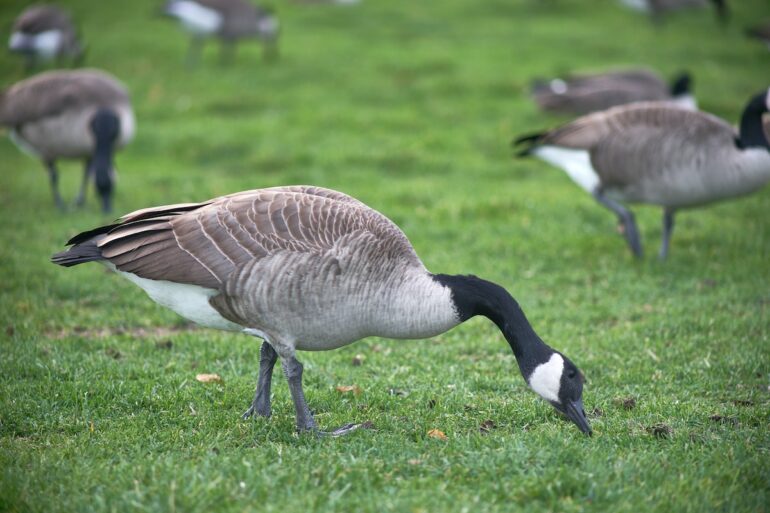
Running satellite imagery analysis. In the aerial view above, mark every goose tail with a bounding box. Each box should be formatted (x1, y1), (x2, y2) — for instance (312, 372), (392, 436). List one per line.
(511, 132), (546, 157)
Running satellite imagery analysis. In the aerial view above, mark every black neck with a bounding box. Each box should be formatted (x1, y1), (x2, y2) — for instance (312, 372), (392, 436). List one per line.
(737, 91), (769, 150)
(432, 274), (552, 377)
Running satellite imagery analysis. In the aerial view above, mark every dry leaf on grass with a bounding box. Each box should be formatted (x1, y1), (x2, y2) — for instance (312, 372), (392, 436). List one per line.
(427, 428), (448, 441)
(336, 385), (362, 395)
(196, 373), (223, 384)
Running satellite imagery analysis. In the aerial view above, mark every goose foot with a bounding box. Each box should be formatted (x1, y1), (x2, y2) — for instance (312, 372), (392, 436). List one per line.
(317, 423), (366, 437)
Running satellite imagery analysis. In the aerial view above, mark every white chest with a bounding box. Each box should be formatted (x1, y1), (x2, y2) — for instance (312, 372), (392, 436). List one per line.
(9, 30), (62, 58)
(167, 1), (223, 35)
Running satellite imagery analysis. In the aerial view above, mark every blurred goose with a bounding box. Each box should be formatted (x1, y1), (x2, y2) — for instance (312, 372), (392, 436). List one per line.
(0, 69), (135, 212)
(514, 89), (770, 259)
(163, 0), (279, 64)
(619, 0), (728, 23)
(532, 69), (696, 115)
(8, 5), (84, 70)
(51, 185), (592, 436)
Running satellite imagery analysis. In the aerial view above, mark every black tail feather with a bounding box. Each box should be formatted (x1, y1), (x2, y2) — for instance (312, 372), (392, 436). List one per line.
(51, 240), (104, 267)
(511, 132), (546, 157)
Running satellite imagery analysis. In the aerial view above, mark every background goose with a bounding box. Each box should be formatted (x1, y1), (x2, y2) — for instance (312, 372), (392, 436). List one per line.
(531, 69), (696, 115)
(163, 0), (279, 65)
(619, 0), (728, 23)
(51, 185), (592, 436)
(514, 88), (770, 259)
(0, 69), (135, 212)
(8, 5), (84, 71)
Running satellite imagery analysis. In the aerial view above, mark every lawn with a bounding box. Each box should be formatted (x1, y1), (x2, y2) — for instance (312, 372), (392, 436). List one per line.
(1, 0), (769, 511)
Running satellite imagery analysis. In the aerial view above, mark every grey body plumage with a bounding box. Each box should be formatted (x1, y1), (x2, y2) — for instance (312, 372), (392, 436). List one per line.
(514, 89), (770, 258)
(163, 0), (279, 65)
(8, 5), (84, 70)
(1, 69), (135, 212)
(52, 186), (591, 436)
(531, 69), (695, 115)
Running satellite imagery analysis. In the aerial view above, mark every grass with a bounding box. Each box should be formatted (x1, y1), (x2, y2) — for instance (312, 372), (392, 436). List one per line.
(1, 0), (769, 511)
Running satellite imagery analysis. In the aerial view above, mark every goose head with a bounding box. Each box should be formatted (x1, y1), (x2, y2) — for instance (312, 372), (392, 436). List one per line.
(435, 273), (592, 435)
(737, 87), (770, 150)
(525, 352), (591, 435)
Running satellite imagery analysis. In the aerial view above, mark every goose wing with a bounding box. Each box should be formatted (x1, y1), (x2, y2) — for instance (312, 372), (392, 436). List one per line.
(62, 186), (421, 290)
(0, 70), (129, 127)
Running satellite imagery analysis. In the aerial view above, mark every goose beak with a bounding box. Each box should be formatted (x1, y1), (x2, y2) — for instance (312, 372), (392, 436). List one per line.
(565, 399), (592, 436)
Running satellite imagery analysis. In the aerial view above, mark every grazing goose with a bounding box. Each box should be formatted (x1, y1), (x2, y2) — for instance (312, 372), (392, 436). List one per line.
(531, 69), (696, 115)
(8, 5), (84, 71)
(0, 69), (135, 212)
(51, 185), (592, 436)
(619, 0), (728, 23)
(514, 89), (770, 259)
(163, 0), (279, 65)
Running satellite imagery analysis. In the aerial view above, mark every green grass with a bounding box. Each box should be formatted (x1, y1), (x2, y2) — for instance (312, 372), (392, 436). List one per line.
(1, 0), (769, 511)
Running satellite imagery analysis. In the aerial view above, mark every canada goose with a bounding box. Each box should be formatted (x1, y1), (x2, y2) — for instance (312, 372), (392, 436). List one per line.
(51, 185), (592, 436)
(531, 69), (696, 115)
(619, 0), (728, 23)
(513, 89), (770, 259)
(746, 21), (770, 50)
(8, 5), (84, 71)
(0, 69), (135, 212)
(163, 0), (279, 65)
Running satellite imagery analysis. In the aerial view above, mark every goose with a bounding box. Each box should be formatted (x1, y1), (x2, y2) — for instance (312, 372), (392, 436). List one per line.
(8, 5), (84, 71)
(531, 69), (696, 115)
(0, 69), (135, 213)
(51, 185), (592, 436)
(513, 88), (770, 259)
(619, 0), (728, 23)
(162, 0), (279, 65)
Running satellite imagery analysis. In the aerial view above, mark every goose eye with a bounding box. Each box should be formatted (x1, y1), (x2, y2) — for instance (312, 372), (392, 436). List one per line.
(567, 370), (577, 379)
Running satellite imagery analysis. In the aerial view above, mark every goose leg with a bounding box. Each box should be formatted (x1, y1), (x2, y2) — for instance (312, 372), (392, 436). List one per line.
(45, 160), (66, 211)
(281, 356), (317, 432)
(281, 354), (362, 437)
(659, 208), (675, 260)
(74, 159), (92, 207)
(242, 341), (278, 419)
(592, 189), (643, 258)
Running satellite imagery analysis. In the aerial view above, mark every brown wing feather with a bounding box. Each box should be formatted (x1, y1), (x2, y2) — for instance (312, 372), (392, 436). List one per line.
(80, 186), (420, 290)
(0, 69), (129, 127)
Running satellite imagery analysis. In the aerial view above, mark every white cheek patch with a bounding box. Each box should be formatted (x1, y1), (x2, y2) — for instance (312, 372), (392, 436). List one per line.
(528, 353), (564, 403)
(765, 88), (770, 111)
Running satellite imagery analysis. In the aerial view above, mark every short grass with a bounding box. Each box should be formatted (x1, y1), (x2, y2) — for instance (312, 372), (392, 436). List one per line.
(1, 0), (769, 511)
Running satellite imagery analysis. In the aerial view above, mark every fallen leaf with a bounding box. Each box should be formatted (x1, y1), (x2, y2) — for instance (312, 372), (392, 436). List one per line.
(408, 459), (422, 465)
(196, 373), (223, 384)
(618, 397), (637, 410)
(336, 385), (362, 395)
(427, 428), (447, 441)
(105, 347), (122, 360)
(646, 423), (672, 439)
(479, 420), (496, 434)
(155, 340), (173, 350)
(709, 414), (738, 426)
